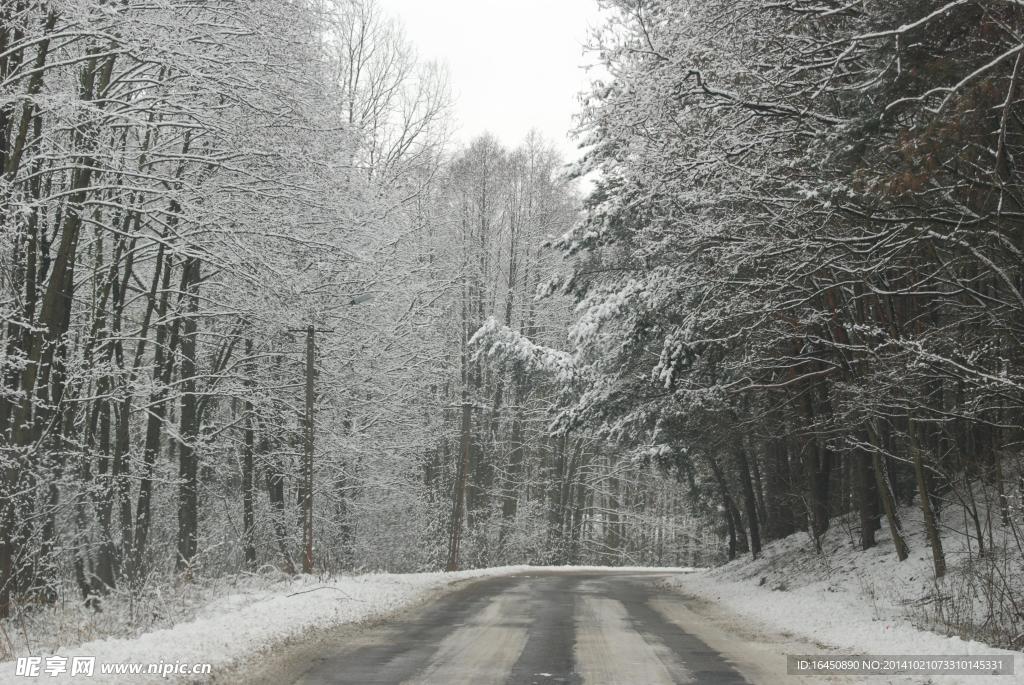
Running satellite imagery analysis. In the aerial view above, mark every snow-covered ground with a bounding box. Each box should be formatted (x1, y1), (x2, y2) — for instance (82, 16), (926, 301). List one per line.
(0, 564), (700, 684)
(1, 507), (1019, 685)
(0, 564), (709, 684)
(664, 502), (1024, 685)
(0, 567), (535, 684)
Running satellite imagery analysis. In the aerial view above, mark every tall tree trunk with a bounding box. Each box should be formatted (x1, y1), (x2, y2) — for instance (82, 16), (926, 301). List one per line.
(764, 435), (795, 540)
(708, 452), (747, 558)
(242, 339), (257, 570)
(909, 419), (945, 577)
(130, 246), (179, 581)
(736, 446), (762, 558)
(446, 398), (472, 571)
(855, 445), (878, 551)
(176, 257), (201, 575)
(868, 423), (910, 561)
(265, 453), (297, 575)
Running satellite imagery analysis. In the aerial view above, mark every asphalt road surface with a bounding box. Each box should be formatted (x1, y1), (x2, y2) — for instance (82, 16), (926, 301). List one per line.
(284, 571), (754, 685)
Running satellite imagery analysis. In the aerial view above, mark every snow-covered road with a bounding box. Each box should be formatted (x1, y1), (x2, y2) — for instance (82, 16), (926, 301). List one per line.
(7, 563), (1014, 684)
(254, 570), (755, 684)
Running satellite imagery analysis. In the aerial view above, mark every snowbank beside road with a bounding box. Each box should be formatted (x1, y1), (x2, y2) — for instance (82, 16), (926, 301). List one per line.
(664, 522), (1024, 685)
(0, 567), (529, 684)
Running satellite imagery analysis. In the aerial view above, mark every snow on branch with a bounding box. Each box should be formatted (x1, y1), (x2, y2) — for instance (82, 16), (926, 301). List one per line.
(470, 317), (575, 381)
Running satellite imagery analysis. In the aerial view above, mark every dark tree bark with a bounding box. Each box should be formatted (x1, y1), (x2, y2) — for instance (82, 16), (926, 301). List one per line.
(854, 445), (878, 551)
(176, 257), (201, 575)
(242, 338), (257, 570)
(736, 446), (762, 558)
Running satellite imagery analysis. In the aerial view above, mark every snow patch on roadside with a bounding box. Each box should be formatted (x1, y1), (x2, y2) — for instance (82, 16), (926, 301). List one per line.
(663, 518), (1023, 685)
(0, 566), (529, 684)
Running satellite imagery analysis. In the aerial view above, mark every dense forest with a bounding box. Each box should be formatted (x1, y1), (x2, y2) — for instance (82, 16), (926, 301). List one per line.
(2, 0), (1023, 651)
(0, 0), (703, 623)
(498, 0), (1021, 646)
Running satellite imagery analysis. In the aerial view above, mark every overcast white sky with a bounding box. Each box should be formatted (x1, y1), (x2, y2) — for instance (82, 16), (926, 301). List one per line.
(375, 0), (604, 160)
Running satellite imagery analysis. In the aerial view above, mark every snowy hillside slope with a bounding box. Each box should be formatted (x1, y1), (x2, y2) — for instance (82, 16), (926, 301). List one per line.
(666, 496), (1024, 685)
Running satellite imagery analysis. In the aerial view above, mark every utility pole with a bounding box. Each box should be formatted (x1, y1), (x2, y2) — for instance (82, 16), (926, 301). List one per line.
(288, 324), (333, 574)
(288, 295), (370, 574)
